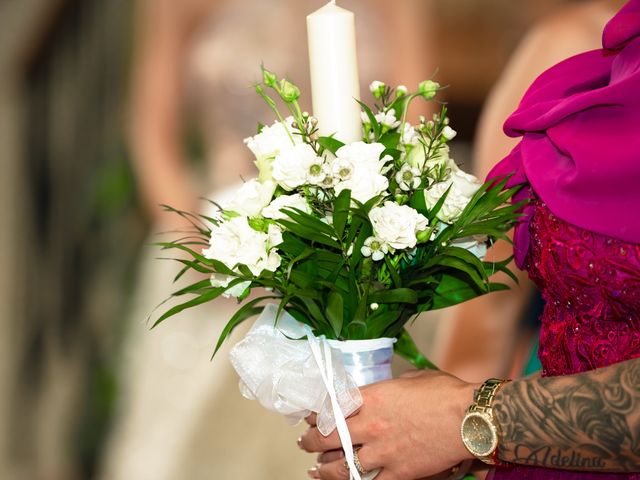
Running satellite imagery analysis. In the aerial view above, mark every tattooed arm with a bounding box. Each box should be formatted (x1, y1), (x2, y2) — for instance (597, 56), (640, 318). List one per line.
(494, 357), (640, 471)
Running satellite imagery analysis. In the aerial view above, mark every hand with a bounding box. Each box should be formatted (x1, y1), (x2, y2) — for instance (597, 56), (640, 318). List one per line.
(299, 369), (479, 480)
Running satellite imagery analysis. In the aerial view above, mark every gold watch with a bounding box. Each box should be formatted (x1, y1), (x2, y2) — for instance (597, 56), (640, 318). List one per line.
(460, 378), (510, 465)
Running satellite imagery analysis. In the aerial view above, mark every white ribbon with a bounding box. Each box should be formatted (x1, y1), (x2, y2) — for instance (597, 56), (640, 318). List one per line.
(304, 325), (361, 480)
(229, 304), (366, 479)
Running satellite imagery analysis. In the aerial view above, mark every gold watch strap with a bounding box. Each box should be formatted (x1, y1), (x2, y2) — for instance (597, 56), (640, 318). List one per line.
(469, 378), (507, 415)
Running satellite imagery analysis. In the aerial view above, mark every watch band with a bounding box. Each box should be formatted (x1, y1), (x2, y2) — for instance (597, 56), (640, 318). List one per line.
(469, 378), (507, 414)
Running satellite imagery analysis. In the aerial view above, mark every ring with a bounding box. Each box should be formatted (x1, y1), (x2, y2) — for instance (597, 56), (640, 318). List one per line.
(343, 447), (369, 475)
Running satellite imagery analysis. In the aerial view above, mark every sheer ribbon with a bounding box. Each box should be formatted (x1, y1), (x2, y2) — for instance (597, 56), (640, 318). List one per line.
(230, 304), (374, 479)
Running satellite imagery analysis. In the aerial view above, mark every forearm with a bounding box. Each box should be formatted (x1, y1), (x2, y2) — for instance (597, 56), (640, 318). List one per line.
(494, 357), (640, 472)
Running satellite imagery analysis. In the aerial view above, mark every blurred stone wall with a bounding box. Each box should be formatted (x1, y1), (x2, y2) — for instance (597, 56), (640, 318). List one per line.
(0, 0), (145, 478)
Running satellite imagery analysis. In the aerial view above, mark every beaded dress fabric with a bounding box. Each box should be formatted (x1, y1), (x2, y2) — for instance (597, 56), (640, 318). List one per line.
(491, 199), (640, 480)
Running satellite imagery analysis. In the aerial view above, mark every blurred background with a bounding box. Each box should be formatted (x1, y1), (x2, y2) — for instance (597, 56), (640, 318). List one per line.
(0, 0), (602, 479)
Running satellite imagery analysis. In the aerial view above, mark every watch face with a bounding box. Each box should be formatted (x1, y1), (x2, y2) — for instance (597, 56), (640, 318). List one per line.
(461, 412), (498, 457)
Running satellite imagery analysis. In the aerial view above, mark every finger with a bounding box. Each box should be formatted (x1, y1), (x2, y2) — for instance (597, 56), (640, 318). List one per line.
(306, 413), (318, 426)
(317, 448), (345, 464)
(299, 426), (343, 453)
(350, 445), (380, 475)
(316, 446), (383, 480)
(315, 459), (350, 480)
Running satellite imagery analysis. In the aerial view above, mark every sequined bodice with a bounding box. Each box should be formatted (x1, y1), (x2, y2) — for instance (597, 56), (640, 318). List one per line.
(491, 200), (640, 480)
(526, 200), (640, 377)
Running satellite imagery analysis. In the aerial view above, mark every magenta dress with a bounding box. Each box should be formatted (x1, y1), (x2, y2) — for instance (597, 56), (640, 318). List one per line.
(486, 2), (640, 477)
(488, 199), (640, 480)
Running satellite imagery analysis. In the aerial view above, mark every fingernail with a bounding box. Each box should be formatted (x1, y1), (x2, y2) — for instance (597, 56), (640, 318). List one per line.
(297, 436), (303, 449)
(307, 465), (320, 478)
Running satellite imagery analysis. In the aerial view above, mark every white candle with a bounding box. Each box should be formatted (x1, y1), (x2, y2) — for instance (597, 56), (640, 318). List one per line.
(307, 1), (362, 144)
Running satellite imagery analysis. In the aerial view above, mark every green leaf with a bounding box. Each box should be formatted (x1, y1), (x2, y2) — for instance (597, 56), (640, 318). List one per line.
(381, 147), (402, 162)
(367, 309), (402, 338)
(278, 218), (340, 249)
(333, 189), (351, 237)
(356, 99), (381, 138)
(430, 273), (483, 310)
(154, 242), (212, 266)
(280, 208), (336, 238)
(410, 188), (428, 214)
(213, 295), (277, 357)
(394, 329), (438, 370)
(326, 291), (344, 337)
(171, 278), (213, 297)
(368, 288), (418, 304)
(317, 136), (345, 155)
(152, 287), (225, 328)
(345, 320), (368, 339)
(379, 132), (401, 150)
(288, 295), (333, 337)
(384, 255), (402, 288)
(425, 184), (452, 223)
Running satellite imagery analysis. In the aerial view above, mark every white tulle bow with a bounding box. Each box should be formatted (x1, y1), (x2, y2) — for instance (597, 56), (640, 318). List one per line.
(229, 304), (366, 479)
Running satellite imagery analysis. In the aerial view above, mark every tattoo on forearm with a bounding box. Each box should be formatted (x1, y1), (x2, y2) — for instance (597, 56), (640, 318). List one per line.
(493, 357), (640, 472)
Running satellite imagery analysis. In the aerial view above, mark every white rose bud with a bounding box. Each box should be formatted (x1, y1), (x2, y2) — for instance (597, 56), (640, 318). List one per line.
(418, 80), (440, 99)
(442, 126), (457, 141)
(369, 80), (386, 98)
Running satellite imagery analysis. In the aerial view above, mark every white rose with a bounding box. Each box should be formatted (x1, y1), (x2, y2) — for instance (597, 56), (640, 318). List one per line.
(263, 249), (282, 273)
(209, 273), (251, 298)
(334, 170), (389, 205)
(271, 144), (322, 191)
(424, 169), (481, 223)
(244, 116), (298, 160)
(203, 216), (277, 276)
(447, 163), (481, 197)
(333, 142), (391, 203)
(267, 223), (283, 246)
(244, 117), (299, 181)
(368, 201), (429, 250)
(262, 193), (311, 220)
(335, 142), (388, 174)
(223, 179), (276, 217)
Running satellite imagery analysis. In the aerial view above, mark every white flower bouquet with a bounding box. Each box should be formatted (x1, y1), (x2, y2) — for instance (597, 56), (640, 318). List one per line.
(154, 68), (521, 370)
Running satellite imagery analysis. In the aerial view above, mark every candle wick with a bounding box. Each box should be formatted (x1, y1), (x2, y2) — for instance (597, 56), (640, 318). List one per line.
(329, 0), (336, 4)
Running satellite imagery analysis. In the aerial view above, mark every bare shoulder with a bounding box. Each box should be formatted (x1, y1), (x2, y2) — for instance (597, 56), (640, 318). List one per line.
(526, 1), (620, 55)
